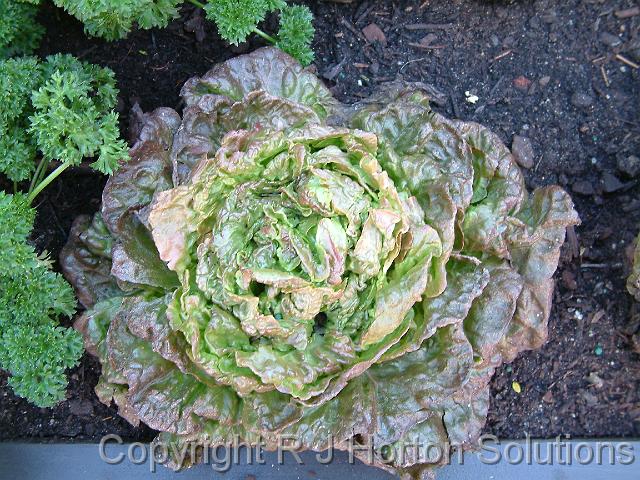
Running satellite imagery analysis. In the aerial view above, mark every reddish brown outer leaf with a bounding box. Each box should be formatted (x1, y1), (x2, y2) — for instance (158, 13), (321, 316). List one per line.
(60, 214), (119, 309)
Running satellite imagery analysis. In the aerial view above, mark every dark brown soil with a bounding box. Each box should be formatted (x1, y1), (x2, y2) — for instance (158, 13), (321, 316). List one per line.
(1, 0), (639, 443)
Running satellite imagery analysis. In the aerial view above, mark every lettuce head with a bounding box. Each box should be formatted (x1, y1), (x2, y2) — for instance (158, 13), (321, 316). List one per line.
(61, 48), (579, 479)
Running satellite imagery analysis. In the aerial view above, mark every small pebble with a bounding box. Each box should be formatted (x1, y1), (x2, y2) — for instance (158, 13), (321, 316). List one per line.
(511, 135), (535, 169)
(587, 372), (604, 388)
(362, 23), (387, 46)
(513, 75), (532, 91)
(420, 33), (438, 46)
(465, 91), (479, 104)
(571, 92), (594, 108)
(599, 32), (622, 48)
(582, 391), (599, 406)
(601, 172), (624, 193)
(572, 180), (595, 196)
(617, 155), (640, 178)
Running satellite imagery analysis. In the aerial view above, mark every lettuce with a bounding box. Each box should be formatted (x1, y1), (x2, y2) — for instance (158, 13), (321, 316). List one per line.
(61, 48), (579, 478)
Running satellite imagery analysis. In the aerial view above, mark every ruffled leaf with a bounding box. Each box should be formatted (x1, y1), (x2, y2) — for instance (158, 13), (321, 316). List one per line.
(65, 48), (580, 478)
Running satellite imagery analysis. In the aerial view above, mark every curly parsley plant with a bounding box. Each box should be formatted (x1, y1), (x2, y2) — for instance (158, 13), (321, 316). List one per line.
(0, 54), (128, 407)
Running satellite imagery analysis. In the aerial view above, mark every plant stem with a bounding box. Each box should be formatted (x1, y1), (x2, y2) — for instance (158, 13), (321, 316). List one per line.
(186, 0), (205, 9)
(252, 27), (277, 44)
(29, 157), (48, 194)
(27, 163), (71, 205)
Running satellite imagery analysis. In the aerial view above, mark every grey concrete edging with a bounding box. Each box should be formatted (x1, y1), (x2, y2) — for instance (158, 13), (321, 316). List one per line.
(0, 439), (638, 479)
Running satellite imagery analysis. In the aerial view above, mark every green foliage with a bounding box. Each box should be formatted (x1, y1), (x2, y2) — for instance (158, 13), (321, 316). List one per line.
(30, 55), (126, 174)
(1, 0), (315, 65)
(0, 192), (82, 407)
(4, 323), (84, 406)
(0, 54), (128, 183)
(0, 57), (42, 125)
(203, 0), (314, 65)
(0, 54), (128, 407)
(0, 57), (42, 182)
(0, 0), (44, 58)
(275, 4), (314, 65)
(53, 0), (182, 41)
(203, 0), (284, 45)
